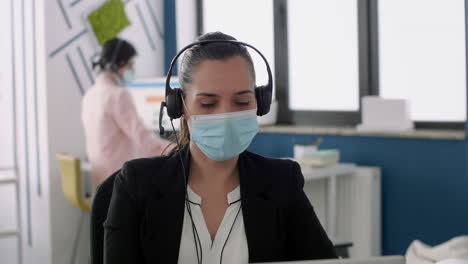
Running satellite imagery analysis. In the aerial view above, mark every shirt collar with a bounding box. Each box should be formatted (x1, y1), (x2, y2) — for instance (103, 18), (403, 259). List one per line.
(186, 185), (241, 205)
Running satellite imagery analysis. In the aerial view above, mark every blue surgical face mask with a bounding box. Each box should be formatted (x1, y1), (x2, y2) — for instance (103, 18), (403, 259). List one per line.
(122, 69), (135, 84)
(190, 109), (259, 161)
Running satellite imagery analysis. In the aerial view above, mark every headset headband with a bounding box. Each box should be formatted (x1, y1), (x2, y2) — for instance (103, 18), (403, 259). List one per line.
(108, 38), (123, 72)
(164, 39), (273, 101)
(159, 39), (273, 135)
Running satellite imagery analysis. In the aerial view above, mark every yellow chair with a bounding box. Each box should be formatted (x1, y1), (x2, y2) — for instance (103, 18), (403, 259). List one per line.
(56, 153), (91, 212)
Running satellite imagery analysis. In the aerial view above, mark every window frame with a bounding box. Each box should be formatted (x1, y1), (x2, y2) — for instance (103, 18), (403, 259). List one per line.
(196, 0), (467, 129)
(274, 0), (375, 126)
(376, 0), (467, 129)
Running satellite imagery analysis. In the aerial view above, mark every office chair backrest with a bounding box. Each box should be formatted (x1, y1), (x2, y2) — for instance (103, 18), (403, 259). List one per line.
(56, 153), (91, 212)
(90, 172), (117, 264)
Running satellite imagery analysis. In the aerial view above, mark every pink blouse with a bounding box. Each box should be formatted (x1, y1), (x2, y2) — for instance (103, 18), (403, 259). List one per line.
(81, 72), (170, 189)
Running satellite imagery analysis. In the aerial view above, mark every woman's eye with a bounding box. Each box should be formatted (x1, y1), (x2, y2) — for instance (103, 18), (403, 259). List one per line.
(236, 101), (250, 106)
(200, 103), (216, 108)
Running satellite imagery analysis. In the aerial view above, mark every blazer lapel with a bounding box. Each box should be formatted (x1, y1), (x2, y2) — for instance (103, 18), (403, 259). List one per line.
(239, 152), (283, 262)
(142, 190), (185, 263)
(141, 148), (190, 263)
(141, 149), (283, 263)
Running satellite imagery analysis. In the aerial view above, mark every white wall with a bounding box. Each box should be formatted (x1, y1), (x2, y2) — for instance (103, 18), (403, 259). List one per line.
(0, 0), (14, 167)
(176, 0), (197, 49)
(1, 0), (166, 263)
(45, 0), (164, 263)
(1, 0), (53, 263)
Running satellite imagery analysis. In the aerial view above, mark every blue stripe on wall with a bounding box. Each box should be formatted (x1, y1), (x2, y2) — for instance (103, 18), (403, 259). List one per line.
(77, 46), (94, 84)
(249, 133), (468, 255)
(164, 0), (177, 74)
(32, 0), (42, 197)
(49, 28), (88, 57)
(145, 0), (165, 38)
(10, 0), (17, 172)
(11, 1), (24, 260)
(70, 0), (81, 7)
(65, 54), (85, 95)
(57, 0), (72, 29)
(135, 3), (156, 51)
(21, 0), (33, 246)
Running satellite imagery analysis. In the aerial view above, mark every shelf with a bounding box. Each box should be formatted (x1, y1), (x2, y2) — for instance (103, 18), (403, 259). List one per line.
(260, 125), (465, 140)
(301, 163), (356, 181)
(0, 228), (18, 238)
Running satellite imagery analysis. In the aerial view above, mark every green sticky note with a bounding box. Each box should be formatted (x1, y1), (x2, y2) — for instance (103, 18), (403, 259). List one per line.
(87, 0), (130, 45)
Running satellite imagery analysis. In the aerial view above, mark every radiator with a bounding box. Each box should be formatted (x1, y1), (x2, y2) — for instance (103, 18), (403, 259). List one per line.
(303, 166), (382, 258)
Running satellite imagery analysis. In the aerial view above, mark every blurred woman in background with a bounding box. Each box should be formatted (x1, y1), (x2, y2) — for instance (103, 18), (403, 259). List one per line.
(82, 37), (170, 190)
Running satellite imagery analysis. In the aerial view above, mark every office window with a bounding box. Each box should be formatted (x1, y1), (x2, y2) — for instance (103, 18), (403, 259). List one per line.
(202, 0), (275, 90)
(379, 0), (466, 122)
(288, 0), (360, 111)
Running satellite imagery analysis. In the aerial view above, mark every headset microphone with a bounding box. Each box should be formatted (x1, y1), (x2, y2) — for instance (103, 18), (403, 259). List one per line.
(107, 38), (123, 72)
(159, 102), (166, 136)
(159, 102), (166, 135)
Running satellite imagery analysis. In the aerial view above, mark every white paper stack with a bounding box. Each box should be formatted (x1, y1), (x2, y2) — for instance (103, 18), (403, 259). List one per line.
(357, 96), (414, 132)
(293, 144), (318, 160)
(296, 149), (340, 168)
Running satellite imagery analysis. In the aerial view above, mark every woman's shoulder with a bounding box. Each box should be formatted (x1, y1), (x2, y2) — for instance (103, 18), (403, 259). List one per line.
(115, 153), (179, 196)
(124, 154), (172, 171)
(242, 151), (304, 191)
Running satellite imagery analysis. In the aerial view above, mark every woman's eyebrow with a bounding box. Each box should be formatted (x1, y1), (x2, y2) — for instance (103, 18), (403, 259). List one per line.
(196, 92), (218, 97)
(235, 90), (254, 95)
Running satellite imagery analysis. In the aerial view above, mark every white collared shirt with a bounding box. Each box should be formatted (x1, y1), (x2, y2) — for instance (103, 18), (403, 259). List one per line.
(177, 186), (248, 264)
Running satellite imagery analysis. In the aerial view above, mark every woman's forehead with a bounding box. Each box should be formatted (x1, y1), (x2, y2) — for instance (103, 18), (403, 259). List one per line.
(189, 56), (255, 95)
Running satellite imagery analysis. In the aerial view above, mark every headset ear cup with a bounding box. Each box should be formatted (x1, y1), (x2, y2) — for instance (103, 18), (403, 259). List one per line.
(255, 85), (272, 116)
(255, 87), (264, 116)
(166, 88), (184, 119)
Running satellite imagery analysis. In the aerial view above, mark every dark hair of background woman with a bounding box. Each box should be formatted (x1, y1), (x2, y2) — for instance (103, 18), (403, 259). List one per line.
(92, 38), (137, 72)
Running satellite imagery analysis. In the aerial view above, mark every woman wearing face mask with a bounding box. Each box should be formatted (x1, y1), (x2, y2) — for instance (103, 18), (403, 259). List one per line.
(103, 32), (337, 263)
(81, 37), (170, 191)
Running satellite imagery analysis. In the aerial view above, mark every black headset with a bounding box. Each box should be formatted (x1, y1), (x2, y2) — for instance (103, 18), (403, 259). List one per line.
(106, 38), (123, 72)
(159, 39), (273, 134)
(161, 40), (273, 264)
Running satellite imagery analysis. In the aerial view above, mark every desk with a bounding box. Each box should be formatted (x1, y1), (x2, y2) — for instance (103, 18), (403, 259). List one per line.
(301, 163), (356, 242)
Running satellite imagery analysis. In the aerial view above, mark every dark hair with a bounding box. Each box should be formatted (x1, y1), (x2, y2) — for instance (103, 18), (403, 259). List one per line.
(92, 38), (137, 71)
(165, 31), (256, 154)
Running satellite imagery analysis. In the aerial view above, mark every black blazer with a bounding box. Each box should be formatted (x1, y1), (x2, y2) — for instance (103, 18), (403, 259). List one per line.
(104, 148), (337, 263)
